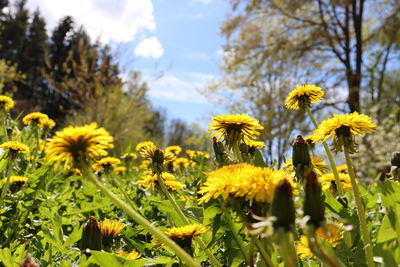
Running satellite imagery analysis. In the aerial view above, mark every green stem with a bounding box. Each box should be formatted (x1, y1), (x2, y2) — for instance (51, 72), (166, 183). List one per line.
(232, 142), (244, 163)
(225, 211), (248, 263)
(307, 227), (345, 267)
(27, 128), (40, 173)
(254, 239), (275, 267)
(1, 159), (13, 199)
(343, 145), (375, 267)
(89, 175), (199, 267)
(306, 108), (352, 247)
(278, 230), (298, 267)
(249, 236), (256, 267)
(157, 174), (222, 267)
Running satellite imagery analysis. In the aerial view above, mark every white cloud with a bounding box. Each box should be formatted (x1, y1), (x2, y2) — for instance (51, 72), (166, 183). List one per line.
(25, 0), (156, 43)
(146, 72), (214, 104)
(134, 37), (164, 59)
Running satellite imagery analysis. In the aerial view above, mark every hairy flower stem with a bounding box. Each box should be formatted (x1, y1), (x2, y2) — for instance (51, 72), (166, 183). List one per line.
(233, 142), (244, 163)
(87, 172), (199, 267)
(249, 236), (256, 267)
(343, 144), (375, 267)
(306, 108), (351, 247)
(1, 159), (13, 199)
(307, 227), (346, 267)
(157, 174), (222, 267)
(277, 230), (298, 267)
(254, 239), (275, 267)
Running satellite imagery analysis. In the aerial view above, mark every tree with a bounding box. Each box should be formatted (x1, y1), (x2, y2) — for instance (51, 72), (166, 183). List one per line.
(216, 0), (399, 113)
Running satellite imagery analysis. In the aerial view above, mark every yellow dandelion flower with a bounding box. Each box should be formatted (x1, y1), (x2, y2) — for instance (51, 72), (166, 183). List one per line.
(319, 173), (352, 193)
(137, 172), (183, 191)
(209, 114), (264, 147)
(0, 141), (29, 158)
(0, 95), (14, 111)
(140, 144), (175, 163)
(297, 223), (344, 259)
(114, 166), (126, 175)
(116, 249), (141, 260)
(135, 141), (155, 151)
(45, 123), (114, 168)
(139, 159), (151, 169)
(285, 84), (324, 110)
(42, 118), (56, 130)
(283, 155), (329, 175)
(244, 139), (265, 149)
(100, 219), (126, 237)
(165, 224), (210, 240)
(165, 145), (182, 156)
(1, 175), (28, 184)
(186, 149), (210, 160)
(92, 157), (121, 172)
(122, 152), (137, 160)
(22, 112), (49, 127)
(173, 157), (194, 170)
(336, 164), (348, 172)
(312, 112), (376, 152)
(198, 163), (295, 204)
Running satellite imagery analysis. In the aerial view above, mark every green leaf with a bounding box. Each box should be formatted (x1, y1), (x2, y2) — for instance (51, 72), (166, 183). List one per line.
(90, 250), (147, 267)
(253, 149), (267, 167)
(64, 225), (83, 247)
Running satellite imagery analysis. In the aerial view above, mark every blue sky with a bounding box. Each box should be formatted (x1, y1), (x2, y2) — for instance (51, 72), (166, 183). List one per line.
(26, 0), (231, 128)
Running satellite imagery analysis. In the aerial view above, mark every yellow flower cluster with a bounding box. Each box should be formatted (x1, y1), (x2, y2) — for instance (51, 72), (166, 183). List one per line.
(186, 149), (210, 159)
(209, 114), (264, 147)
(0, 141), (29, 154)
(99, 219), (126, 237)
(137, 172), (184, 191)
(45, 123), (114, 168)
(319, 173), (352, 193)
(165, 145), (182, 156)
(22, 112), (55, 129)
(116, 249), (141, 260)
(164, 224), (210, 240)
(297, 223), (344, 259)
(135, 141), (155, 151)
(285, 84), (324, 110)
(312, 112), (376, 143)
(92, 157), (121, 172)
(114, 166), (126, 175)
(0, 95), (14, 111)
(198, 163), (295, 204)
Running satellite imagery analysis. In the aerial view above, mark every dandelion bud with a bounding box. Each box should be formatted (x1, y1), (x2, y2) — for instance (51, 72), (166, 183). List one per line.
(153, 149), (164, 165)
(80, 216), (102, 252)
(271, 179), (295, 231)
(239, 142), (249, 154)
(213, 137), (225, 156)
(391, 152), (400, 168)
(303, 170), (325, 227)
(292, 135), (312, 181)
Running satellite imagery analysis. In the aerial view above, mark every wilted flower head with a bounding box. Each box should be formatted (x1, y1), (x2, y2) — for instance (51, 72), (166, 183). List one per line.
(0, 95), (14, 111)
(297, 223), (344, 259)
(312, 112), (376, 152)
(0, 141), (29, 159)
(22, 112), (49, 127)
(92, 157), (121, 172)
(285, 84), (324, 110)
(116, 249), (141, 260)
(45, 123), (114, 169)
(198, 163), (295, 204)
(137, 171), (184, 191)
(209, 114), (264, 148)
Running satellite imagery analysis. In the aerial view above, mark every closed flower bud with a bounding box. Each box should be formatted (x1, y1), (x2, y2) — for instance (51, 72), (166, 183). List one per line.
(213, 137), (225, 156)
(239, 142), (249, 154)
(153, 149), (164, 165)
(80, 216), (102, 252)
(303, 170), (325, 227)
(391, 152), (400, 168)
(292, 135), (312, 181)
(271, 179), (295, 231)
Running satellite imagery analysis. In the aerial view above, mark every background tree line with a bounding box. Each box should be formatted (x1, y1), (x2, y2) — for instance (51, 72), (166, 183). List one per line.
(0, 0), (209, 153)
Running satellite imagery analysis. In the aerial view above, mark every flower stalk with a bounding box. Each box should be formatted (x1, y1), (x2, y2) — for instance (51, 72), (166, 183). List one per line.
(342, 140), (374, 267)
